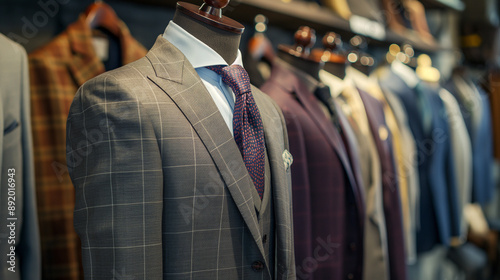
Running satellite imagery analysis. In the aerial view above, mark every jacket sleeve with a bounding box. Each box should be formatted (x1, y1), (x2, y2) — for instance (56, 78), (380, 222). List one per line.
(66, 74), (164, 279)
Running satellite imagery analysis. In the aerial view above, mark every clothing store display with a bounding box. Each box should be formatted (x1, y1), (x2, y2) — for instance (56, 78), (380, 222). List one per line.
(439, 88), (472, 240)
(0, 33), (41, 280)
(67, 16), (295, 278)
(29, 14), (146, 279)
(1, 0), (499, 278)
(378, 61), (461, 254)
(319, 70), (390, 280)
(261, 58), (364, 280)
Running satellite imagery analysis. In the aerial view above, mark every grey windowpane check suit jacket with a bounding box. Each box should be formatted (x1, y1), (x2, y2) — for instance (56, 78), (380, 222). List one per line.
(66, 36), (295, 279)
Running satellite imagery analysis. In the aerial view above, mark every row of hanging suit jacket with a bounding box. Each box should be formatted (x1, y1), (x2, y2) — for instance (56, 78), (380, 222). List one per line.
(4, 10), (495, 280)
(259, 55), (495, 280)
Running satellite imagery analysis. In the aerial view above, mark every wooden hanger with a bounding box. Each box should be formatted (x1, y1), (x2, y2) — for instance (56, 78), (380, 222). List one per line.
(313, 32), (347, 79)
(277, 26), (323, 80)
(176, 0), (244, 34)
(313, 31), (346, 64)
(278, 26), (320, 63)
(85, 0), (121, 37)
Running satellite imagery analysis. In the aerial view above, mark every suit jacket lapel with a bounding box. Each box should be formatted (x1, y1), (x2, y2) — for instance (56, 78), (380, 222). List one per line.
(270, 63), (351, 169)
(66, 16), (105, 86)
(270, 63), (364, 225)
(145, 36), (267, 260)
(253, 86), (294, 277)
(297, 82), (365, 225)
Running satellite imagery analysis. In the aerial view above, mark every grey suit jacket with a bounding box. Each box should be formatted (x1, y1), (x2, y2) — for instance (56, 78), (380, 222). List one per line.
(66, 36), (295, 279)
(0, 33), (41, 280)
(439, 89), (472, 241)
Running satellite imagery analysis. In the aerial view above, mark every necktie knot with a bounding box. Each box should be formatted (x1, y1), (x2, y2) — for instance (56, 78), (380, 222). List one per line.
(207, 65), (252, 96)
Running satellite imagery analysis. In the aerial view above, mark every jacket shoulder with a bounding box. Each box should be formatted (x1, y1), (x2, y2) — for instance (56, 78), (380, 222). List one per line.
(28, 31), (71, 62)
(94, 56), (153, 83)
(71, 56), (153, 112)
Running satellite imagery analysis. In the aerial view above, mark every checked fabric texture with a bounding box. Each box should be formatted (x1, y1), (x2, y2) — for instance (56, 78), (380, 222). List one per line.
(207, 65), (266, 199)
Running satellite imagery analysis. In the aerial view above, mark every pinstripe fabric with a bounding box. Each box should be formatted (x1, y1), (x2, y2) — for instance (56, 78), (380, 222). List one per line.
(66, 36), (295, 279)
(29, 15), (146, 280)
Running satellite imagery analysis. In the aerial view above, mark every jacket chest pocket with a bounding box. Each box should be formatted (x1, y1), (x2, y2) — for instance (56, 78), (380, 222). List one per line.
(3, 120), (21, 149)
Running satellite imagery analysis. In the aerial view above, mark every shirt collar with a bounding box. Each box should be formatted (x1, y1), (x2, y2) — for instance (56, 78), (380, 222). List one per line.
(163, 21), (243, 68)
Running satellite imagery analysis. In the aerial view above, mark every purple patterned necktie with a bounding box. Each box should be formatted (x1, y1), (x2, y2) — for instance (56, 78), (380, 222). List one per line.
(207, 65), (265, 199)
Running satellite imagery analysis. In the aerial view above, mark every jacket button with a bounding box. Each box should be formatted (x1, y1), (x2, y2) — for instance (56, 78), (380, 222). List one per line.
(262, 234), (268, 244)
(347, 273), (354, 279)
(252, 261), (264, 272)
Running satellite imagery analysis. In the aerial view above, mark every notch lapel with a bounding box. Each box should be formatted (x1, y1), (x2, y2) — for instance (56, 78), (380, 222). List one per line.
(293, 79), (361, 195)
(144, 36), (267, 260)
(271, 63), (364, 224)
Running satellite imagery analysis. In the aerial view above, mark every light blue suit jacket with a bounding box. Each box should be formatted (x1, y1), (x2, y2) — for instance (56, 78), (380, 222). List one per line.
(0, 33), (41, 280)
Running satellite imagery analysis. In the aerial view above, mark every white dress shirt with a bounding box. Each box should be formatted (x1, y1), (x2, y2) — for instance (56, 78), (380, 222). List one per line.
(163, 21), (243, 134)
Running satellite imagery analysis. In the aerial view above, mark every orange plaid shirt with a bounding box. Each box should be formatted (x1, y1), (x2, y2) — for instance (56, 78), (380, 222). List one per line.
(29, 15), (146, 280)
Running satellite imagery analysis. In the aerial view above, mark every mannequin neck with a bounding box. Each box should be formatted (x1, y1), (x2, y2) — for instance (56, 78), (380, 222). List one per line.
(323, 61), (347, 80)
(278, 50), (322, 81)
(172, 8), (241, 65)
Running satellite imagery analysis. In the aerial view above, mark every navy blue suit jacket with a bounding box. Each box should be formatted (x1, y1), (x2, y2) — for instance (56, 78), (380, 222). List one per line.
(379, 69), (461, 253)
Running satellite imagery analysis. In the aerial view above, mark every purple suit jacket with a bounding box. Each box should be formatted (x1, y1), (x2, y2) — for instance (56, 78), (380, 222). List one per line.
(358, 89), (407, 280)
(261, 61), (365, 280)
